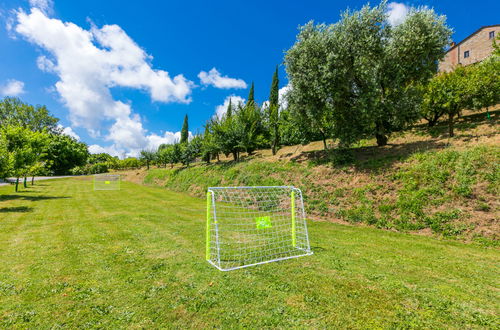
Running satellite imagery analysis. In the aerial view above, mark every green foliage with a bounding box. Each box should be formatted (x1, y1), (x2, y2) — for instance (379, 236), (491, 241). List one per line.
(422, 57), (499, 133)
(140, 150), (156, 170)
(117, 157), (141, 169)
(0, 131), (11, 179)
(180, 135), (203, 166)
(247, 82), (255, 106)
(285, 1), (452, 147)
(0, 97), (59, 133)
(3, 126), (49, 177)
(88, 153), (116, 164)
(43, 134), (89, 175)
(180, 114), (189, 144)
(70, 163), (108, 175)
(268, 66), (280, 155)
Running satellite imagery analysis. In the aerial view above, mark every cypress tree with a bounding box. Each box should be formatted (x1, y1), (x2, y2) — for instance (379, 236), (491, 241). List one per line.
(247, 82), (255, 106)
(269, 66), (279, 108)
(226, 99), (232, 118)
(180, 114), (189, 144)
(269, 66), (280, 155)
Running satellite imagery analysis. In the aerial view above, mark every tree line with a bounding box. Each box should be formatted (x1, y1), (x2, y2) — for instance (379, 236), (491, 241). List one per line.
(143, 2), (498, 167)
(2, 1), (498, 180)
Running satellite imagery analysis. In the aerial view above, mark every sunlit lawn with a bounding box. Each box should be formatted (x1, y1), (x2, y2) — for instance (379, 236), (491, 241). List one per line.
(0, 178), (498, 328)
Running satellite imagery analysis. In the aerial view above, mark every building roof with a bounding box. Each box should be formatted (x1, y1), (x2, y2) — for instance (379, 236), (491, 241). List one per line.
(447, 24), (500, 53)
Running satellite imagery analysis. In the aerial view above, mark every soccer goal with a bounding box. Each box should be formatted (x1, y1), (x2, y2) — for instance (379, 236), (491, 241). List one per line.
(93, 174), (120, 191)
(206, 186), (312, 271)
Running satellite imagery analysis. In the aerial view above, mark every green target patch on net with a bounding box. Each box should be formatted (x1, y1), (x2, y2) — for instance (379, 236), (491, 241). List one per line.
(255, 215), (272, 229)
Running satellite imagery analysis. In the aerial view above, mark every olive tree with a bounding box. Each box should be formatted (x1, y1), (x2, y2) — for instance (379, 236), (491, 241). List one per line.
(285, 1), (452, 148)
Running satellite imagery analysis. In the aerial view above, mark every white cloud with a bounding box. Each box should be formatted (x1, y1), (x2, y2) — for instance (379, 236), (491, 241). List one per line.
(29, 0), (54, 15)
(89, 129), (190, 159)
(1, 79), (25, 96)
(57, 124), (80, 140)
(215, 95), (245, 119)
(261, 84), (291, 110)
(198, 68), (247, 89)
(15, 8), (194, 157)
(36, 55), (55, 72)
(387, 2), (409, 26)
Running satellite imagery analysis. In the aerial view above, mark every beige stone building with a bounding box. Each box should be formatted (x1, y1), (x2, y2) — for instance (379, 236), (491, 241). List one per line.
(439, 24), (499, 72)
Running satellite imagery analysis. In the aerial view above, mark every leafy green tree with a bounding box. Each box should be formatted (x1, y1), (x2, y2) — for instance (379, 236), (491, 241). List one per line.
(237, 103), (267, 155)
(140, 150), (156, 170)
(180, 114), (189, 144)
(285, 1), (451, 148)
(201, 122), (220, 163)
(469, 56), (500, 114)
(3, 126), (49, 191)
(212, 113), (242, 161)
(180, 135), (203, 166)
(0, 131), (11, 180)
(156, 147), (169, 168)
(268, 66), (280, 155)
(89, 153), (114, 164)
(43, 134), (89, 175)
(0, 97), (59, 133)
(423, 56), (499, 136)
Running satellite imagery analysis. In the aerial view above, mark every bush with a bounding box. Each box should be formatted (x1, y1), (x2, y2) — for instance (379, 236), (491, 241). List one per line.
(70, 162), (108, 175)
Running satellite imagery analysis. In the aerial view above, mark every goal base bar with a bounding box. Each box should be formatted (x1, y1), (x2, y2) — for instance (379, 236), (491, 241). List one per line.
(207, 250), (313, 272)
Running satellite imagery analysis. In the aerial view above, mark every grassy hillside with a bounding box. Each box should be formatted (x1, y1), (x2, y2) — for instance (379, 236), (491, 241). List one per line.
(0, 178), (499, 328)
(141, 111), (499, 242)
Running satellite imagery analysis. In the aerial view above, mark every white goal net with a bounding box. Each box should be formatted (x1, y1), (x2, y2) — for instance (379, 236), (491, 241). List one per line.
(93, 174), (120, 190)
(206, 186), (312, 271)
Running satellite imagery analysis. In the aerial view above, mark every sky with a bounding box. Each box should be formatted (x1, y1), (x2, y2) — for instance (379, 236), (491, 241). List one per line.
(0, 0), (498, 158)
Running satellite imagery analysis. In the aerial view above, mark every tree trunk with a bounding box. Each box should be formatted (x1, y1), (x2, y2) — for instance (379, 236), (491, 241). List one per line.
(23, 177), (27, 188)
(375, 133), (388, 146)
(32, 176), (35, 185)
(146, 161), (150, 170)
(15, 178), (19, 192)
(448, 113), (454, 137)
(232, 151), (238, 161)
(216, 153), (220, 162)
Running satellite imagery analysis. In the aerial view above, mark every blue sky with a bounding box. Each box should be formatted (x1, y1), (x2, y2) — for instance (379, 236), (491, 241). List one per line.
(0, 0), (498, 157)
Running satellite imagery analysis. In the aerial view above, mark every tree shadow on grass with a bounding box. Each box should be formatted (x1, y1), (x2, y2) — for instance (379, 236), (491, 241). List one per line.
(0, 195), (70, 202)
(292, 139), (448, 173)
(413, 109), (499, 139)
(0, 206), (33, 213)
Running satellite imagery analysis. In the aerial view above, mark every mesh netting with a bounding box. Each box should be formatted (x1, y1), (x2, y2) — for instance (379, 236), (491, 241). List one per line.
(206, 186), (312, 271)
(93, 174), (121, 190)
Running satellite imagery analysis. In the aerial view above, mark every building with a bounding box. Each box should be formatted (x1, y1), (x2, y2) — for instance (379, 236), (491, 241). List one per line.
(439, 24), (499, 72)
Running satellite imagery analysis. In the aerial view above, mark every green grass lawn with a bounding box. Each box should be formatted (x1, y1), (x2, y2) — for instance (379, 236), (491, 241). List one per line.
(0, 178), (498, 328)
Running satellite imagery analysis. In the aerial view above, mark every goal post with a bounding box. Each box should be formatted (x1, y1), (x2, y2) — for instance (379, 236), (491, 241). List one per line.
(206, 186), (312, 271)
(93, 174), (121, 190)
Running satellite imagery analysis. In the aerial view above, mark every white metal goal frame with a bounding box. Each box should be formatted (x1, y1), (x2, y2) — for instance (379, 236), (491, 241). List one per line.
(93, 174), (121, 191)
(206, 186), (312, 271)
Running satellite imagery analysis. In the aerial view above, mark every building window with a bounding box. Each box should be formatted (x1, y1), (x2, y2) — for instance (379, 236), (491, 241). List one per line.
(490, 31), (495, 39)
(464, 50), (470, 58)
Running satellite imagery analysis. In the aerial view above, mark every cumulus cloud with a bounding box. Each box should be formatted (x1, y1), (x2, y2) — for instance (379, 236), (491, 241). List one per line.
(215, 95), (246, 119)
(198, 68), (247, 89)
(29, 0), (54, 15)
(1, 79), (25, 96)
(14, 7), (194, 158)
(387, 2), (409, 26)
(89, 129), (190, 158)
(57, 124), (80, 140)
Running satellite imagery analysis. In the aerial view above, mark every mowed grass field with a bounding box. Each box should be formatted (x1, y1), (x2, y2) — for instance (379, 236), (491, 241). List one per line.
(0, 178), (498, 328)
